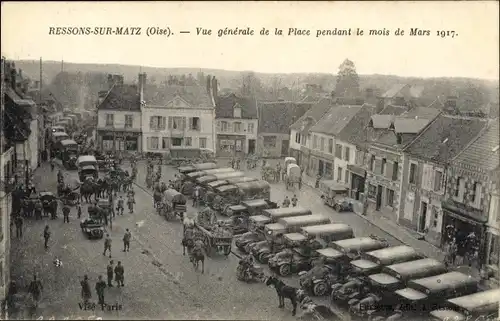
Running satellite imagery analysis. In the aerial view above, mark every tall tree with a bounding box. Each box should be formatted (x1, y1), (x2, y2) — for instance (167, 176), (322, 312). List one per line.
(335, 59), (360, 98)
(239, 71), (262, 97)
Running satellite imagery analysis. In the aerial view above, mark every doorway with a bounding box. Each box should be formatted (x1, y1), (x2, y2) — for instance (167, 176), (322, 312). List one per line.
(318, 160), (324, 176)
(248, 139), (256, 155)
(376, 185), (383, 211)
(281, 140), (289, 156)
(418, 202), (428, 233)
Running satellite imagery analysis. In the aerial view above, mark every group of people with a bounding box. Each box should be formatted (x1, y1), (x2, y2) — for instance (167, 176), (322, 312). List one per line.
(80, 261), (125, 307)
(282, 195), (299, 208)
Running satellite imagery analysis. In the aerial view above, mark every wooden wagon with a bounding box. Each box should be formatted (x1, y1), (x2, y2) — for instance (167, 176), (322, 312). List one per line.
(194, 209), (233, 256)
(160, 189), (187, 220)
(285, 163), (301, 190)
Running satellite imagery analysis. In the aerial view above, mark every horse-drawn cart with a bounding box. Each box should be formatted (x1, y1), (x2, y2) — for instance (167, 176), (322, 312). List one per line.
(195, 207), (233, 256)
(285, 164), (301, 190)
(62, 190), (80, 206)
(160, 189), (187, 220)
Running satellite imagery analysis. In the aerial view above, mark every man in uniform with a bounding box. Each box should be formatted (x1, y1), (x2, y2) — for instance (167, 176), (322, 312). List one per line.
(114, 261), (125, 287)
(14, 215), (23, 238)
(80, 275), (92, 304)
(34, 198), (43, 220)
(50, 198), (58, 220)
(116, 196), (124, 216)
(123, 229), (131, 252)
(106, 260), (114, 287)
(28, 274), (43, 307)
(282, 196), (291, 208)
(62, 204), (71, 223)
(43, 225), (51, 249)
(95, 275), (106, 305)
(291, 194), (298, 207)
(276, 163), (281, 183)
(103, 234), (112, 258)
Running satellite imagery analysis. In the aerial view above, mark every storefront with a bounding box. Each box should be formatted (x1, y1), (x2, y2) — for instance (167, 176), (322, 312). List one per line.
(442, 200), (487, 264)
(310, 150), (334, 179)
(347, 164), (366, 200)
(98, 130), (141, 153)
(216, 134), (246, 158)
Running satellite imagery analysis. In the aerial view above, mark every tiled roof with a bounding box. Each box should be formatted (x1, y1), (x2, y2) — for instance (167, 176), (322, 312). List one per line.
(379, 104), (407, 115)
(310, 105), (362, 135)
(258, 101), (313, 134)
(452, 119), (499, 171)
(215, 93), (257, 119)
(381, 84), (424, 99)
(144, 85), (212, 108)
(394, 118), (431, 134)
(400, 106), (441, 120)
(337, 104), (376, 147)
(300, 95), (320, 103)
(381, 84), (407, 98)
(404, 114), (487, 164)
(6, 87), (36, 107)
(98, 84), (140, 111)
(427, 98), (445, 110)
(290, 98), (333, 130)
(371, 115), (394, 129)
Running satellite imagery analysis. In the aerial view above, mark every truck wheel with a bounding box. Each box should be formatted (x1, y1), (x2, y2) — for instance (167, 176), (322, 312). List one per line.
(279, 264), (291, 276)
(313, 282), (328, 296)
(258, 252), (269, 264)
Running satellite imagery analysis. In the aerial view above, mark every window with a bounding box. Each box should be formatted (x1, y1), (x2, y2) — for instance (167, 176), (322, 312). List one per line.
(199, 137), (207, 148)
(184, 137), (192, 147)
(472, 182), (482, 207)
(150, 116), (166, 130)
(344, 147), (351, 162)
(247, 123), (254, 133)
(263, 136), (277, 148)
(455, 177), (466, 201)
(345, 170), (349, 184)
(162, 137), (169, 149)
(233, 107), (242, 118)
(381, 158), (386, 175)
(169, 117), (185, 130)
(124, 115), (133, 128)
(409, 163), (417, 184)
(313, 135), (318, 149)
(335, 144), (343, 158)
(368, 184), (377, 199)
(190, 117), (200, 131)
(125, 137), (137, 151)
(392, 162), (399, 180)
(105, 114), (114, 126)
(386, 189), (395, 207)
(328, 139), (333, 154)
(433, 207), (438, 228)
(234, 122), (242, 133)
(295, 132), (300, 143)
(434, 170), (443, 191)
(369, 155), (375, 171)
(171, 138), (182, 146)
(337, 167), (343, 182)
(149, 137), (159, 150)
(301, 135), (307, 146)
(325, 162), (333, 178)
(320, 137), (325, 151)
(220, 121), (228, 132)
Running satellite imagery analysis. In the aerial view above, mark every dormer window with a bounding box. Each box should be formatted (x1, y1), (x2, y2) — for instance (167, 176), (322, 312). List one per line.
(233, 104), (242, 118)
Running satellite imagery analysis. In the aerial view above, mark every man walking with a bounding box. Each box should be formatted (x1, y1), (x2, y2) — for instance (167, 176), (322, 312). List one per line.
(43, 225), (51, 249)
(123, 229), (131, 252)
(106, 260), (114, 287)
(28, 274), (43, 308)
(114, 261), (124, 287)
(103, 234), (112, 258)
(62, 204), (71, 223)
(116, 196), (124, 216)
(80, 275), (91, 304)
(14, 215), (23, 238)
(95, 275), (106, 305)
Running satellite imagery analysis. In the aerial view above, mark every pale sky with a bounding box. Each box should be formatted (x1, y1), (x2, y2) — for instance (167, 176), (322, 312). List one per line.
(1, 1), (499, 79)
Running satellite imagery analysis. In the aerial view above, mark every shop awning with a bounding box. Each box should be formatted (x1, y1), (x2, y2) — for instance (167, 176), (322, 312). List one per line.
(347, 164), (366, 177)
(442, 200), (488, 224)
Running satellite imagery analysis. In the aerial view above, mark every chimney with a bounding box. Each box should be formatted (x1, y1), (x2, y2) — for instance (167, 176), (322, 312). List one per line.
(211, 76), (218, 101)
(206, 75), (211, 95)
(138, 72), (146, 104)
(107, 74), (114, 89)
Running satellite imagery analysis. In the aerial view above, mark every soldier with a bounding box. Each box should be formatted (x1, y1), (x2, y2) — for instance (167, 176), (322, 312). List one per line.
(282, 196), (291, 208)
(123, 228), (131, 252)
(28, 274), (43, 307)
(116, 196), (124, 216)
(114, 261), (125, 287)
(34, 198), (43, 220)
(50, 198), (58, 220)
(62, 204), (71, 223)
(14, 215), (23, 238)
(95, 275), (106, 305)
(106, 260), (114, 287)
(276, 163), (281, 182)
(77, 202), (82, 219)
(43, 225), (51, 249)
(103, 234), (112, 258)
(291, 194), (298, 207)
(236, 158), (241, 170)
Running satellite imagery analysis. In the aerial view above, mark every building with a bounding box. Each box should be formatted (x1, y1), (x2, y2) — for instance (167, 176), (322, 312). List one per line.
(377, 83), (424, 111)
(141, 74), (217, 154)
(442, 119), (499, 269)
(258, 101), (313, 158)
(335, 103), (376, 200)
(308, 104), (364, 180)
(364, 106), (440, 222)
(400, 114), (487, 246)
(289, 98), (333, 167)
(215, 93), (258, 157)
(96, 74), (142, 153)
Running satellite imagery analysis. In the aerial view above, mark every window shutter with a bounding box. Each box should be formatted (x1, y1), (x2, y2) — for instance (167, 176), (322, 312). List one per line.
(188, 117), (193, 130)
(149, 117), (155, 129)
(217, 121), (221, 131)
(168, 117), (173, 129)
(147, 137), (151, 149)
(182, 117), (187, 131)
(385, 161), (394, 180)
(374, 159), (382, 175)
(161, 117), (166, 129)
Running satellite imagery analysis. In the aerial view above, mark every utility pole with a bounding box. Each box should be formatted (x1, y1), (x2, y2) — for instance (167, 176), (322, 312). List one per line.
(61, 59), (64, 72)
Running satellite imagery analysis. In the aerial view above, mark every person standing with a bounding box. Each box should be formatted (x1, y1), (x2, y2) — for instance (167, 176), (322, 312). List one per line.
(43, 225), (51, 250)
(77, 202), (82, 219)
(14, 215), (23, 238)
(114, 261), (124, 287)
(123, 229), (131, 252)
(50, 198), (58, 220)
(106, 260), (114, 287)
(291, 194), (298, 207)
(34, 199), (42, 220)
(116, 196), (124, 216)
(282, 196), (290, 208)
(62, 204), (71, 223)
(28, 274), (43, 307)
(95, 275), (106, 305)
(103, 234), (112, 258)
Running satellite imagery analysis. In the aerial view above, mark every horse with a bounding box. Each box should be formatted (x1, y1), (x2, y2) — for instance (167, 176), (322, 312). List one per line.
(190, 240), (205, 274)
(183, 217), (195, 232)
(182, 227), (195, 255)
(264, 276), (298, 316)
(153, 190), (162, 208)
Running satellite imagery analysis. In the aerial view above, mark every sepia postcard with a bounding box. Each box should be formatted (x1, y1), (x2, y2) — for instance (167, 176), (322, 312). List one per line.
(0, 1), (499, 320)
